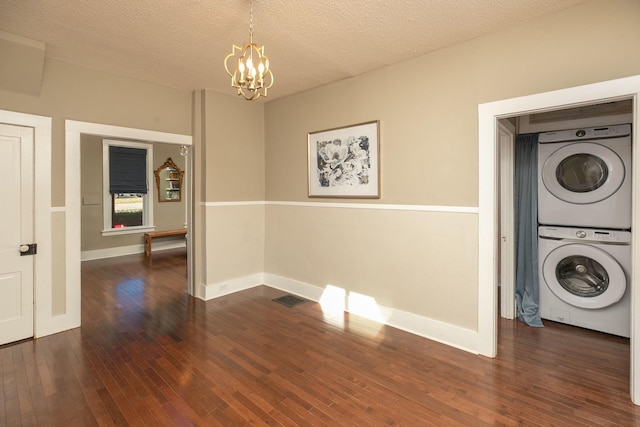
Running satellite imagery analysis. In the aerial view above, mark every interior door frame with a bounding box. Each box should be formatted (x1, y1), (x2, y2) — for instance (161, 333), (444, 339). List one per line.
(498, 120), (515, 320)
(65, 121), (194, 327)
(0, 109), (52, 338)
(478, 75), (640, 403)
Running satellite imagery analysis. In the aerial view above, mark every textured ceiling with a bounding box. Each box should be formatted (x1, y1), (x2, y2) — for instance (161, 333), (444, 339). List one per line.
(0, 0), (588, 101)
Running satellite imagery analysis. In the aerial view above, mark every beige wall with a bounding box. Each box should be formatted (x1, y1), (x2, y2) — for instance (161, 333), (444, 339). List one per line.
(476, 0), (639, 104)
(265, 206), (479, 328)
(80, 134), (187, 252)
(0, 59), (192, 205)
(264, 0), (640, 330)
(153, 143), (187, 230)
(196, 91), (266, 285)
(202, 91), (265, 202)
(205, 204), (265, 283)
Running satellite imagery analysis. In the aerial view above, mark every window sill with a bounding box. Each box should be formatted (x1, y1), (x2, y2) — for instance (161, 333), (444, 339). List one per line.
(101, 225), (156, 237)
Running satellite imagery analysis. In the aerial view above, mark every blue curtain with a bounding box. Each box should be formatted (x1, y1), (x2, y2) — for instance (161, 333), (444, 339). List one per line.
(514, 133), (543, 327)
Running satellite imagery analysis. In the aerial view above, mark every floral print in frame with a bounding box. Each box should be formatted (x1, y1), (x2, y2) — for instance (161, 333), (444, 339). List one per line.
(308, 120), (380, 198)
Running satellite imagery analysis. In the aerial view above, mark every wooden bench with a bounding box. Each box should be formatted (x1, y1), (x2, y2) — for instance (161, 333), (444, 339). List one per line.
(144, 229), (187, 257)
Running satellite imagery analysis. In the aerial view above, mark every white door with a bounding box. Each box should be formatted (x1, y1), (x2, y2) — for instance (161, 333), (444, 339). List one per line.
(0, 123), (34, 345)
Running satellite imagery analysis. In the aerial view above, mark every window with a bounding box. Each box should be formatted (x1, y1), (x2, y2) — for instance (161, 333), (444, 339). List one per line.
(102, 140), (154, 236)
(112, 193), (144, 227)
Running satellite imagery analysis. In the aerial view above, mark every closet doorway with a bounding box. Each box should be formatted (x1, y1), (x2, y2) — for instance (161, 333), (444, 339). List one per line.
(478, 75), (640, 402)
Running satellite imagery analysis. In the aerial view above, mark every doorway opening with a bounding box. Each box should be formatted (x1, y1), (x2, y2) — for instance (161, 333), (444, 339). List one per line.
(65, 121), (194, 332)
(478, 75), (640, 403)
(499, 99), (634, 320)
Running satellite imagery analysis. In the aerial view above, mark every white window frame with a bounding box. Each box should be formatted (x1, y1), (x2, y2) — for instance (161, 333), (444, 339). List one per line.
(101, 139), (155, 236)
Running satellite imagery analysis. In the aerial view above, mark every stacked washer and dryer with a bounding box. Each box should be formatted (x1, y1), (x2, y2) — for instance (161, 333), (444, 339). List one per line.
(537, 124), (632, 337)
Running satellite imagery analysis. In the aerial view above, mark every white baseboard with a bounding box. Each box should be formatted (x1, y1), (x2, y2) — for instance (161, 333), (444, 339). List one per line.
(199, 273), (264, 300)
(201, 272), (478, 354)
(262, 273), (325, 301)
(381, 305), (478, 354)
(81, 240), (185, 261)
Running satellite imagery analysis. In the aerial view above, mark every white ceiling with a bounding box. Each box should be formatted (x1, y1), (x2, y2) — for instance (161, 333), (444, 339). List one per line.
(0, 0), (589, 101)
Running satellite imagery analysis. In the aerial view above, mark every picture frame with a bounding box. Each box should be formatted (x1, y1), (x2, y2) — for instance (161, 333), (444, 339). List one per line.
(308, 120), (380, 198)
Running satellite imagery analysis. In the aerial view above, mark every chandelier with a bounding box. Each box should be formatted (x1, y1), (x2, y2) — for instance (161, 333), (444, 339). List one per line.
(224, 0), (273, 100)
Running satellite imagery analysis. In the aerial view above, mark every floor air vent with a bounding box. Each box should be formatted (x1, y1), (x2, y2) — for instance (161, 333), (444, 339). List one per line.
(272, 294), (307, 308)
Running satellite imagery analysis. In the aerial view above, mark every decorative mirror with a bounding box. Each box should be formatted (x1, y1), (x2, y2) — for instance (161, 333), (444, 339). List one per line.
(154, 157), (184, 202)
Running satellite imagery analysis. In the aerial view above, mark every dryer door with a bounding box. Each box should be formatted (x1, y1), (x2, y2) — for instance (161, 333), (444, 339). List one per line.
(541, 243), (626, 309)
(541, 142), (625, 204)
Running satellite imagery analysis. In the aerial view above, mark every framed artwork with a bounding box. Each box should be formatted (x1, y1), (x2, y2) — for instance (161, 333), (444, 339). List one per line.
(308, 120), (380, 198)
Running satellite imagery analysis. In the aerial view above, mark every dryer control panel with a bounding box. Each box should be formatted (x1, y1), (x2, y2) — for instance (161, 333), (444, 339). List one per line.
(538, 124), (631, 143)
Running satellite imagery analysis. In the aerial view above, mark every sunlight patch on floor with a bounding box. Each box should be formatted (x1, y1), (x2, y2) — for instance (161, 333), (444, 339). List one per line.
(319, 285), (386, 337)
(348, 291), (385, 323)
(319, 285), (346, 328)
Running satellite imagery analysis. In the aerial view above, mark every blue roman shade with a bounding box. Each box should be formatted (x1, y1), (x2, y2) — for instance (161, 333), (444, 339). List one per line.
(109, 146), (148, 194)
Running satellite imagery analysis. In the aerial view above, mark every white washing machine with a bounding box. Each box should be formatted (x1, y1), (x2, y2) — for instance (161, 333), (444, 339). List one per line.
(538, 225), (631, 337)
(538, 124), (632, 229)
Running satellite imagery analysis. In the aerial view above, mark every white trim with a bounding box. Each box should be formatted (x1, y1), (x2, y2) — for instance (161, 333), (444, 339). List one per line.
(66, 120), (193, 335)
(65, 129), (82, 333)
(0, 109), (50, 128)
(478, 76), (640, 402)
(631, 91), (640, 404)
(262, 274), (326, 301)
(81, 239), (186, 261)
(100, 225), (156, 237)
(65, 121), (192, 145)
(200, 273), (265, 300)
(202, 200), (478, 214)
(268, 201), (478, 213)
(201, 273), (477, 354)
(36, 314), (78, 338)
(498, 121), (515, 319)
(82, 244), (145, 261)
(0, 110), (53, 340)
(50, 206), (66, 213)
(33, 121), (52, 337)
(202, 201), (266, 207)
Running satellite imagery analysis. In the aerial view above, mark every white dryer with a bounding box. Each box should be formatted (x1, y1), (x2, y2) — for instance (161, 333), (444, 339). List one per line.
(538, 225), (631, 337)
(538, 124), (632, 229)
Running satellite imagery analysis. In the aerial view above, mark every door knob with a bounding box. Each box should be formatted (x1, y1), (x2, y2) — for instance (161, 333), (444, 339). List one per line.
(19, 243), (37, 256)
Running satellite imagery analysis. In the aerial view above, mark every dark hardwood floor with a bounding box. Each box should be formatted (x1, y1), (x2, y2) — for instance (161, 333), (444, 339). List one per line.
(2, 248), (640, 426)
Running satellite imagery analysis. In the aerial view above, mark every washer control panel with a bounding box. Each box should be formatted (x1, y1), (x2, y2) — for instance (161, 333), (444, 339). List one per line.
(594, 230), (616, 240)
(539, 225), (630, 243)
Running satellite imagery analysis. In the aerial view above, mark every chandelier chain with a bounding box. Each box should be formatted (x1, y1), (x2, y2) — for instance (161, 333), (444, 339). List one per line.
(249, 0), (254, 39)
